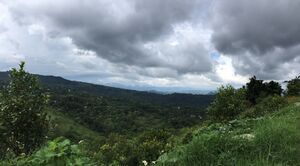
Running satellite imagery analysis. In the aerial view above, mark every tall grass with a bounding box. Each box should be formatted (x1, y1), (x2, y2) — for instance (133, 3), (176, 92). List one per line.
(157, 104), (300, 166)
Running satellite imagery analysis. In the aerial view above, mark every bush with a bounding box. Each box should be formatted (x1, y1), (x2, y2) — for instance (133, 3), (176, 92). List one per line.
(157, 105), (300, 166)
(136, 130), (172, 164)
(0, 62), (49, 157)
(241, 95), (287, 118)
(1, 137), (94, 166)
(208, 85), (247, 121)
(95, 130), (172, 166)
(28, 137), (93, 165)
(96, 134), (138, 166)
(157, 125), (253, 166)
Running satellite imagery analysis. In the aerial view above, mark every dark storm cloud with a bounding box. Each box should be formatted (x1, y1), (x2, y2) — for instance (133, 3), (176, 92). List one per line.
(212, 0), (300, 54)
(211, 0), (300, 79)
(7, 0), (211, 74)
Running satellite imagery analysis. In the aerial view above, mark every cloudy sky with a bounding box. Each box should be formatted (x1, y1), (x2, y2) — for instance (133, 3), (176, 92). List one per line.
(0, 0), (299, 92)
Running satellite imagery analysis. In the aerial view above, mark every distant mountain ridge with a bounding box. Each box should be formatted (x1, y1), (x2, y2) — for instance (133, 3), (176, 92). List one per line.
(0, 71), (214, 107)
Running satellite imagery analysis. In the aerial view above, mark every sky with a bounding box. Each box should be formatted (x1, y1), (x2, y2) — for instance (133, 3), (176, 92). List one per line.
(0, 0), (299, 92)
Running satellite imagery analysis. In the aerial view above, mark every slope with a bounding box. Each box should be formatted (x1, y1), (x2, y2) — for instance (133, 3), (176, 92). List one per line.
(157, 97), (300, 166)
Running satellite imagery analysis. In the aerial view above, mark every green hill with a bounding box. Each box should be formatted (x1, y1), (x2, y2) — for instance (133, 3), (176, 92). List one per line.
(0, 71), (214, 139)
(156, 97), (300, 166)
(0, 71), (214, 107)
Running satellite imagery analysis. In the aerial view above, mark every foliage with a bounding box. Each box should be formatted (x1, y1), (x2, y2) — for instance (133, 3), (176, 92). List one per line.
(28, 137), (94, 165)
(0, 62), (49, 157)
(94, 130), (173, 166)
(208, 85), (247, 121)
(265, 81), (283, 97)
(245, 76), (265, 104)
(96, 134), (138, 166)
(287, 75), (300, 96)
(1, 63), (299, 166)
(51, 93), (206, 135)
(157, 103), (300, 166)
(241, 95), (287, 118)
(245, 76), (282, 104)
(136, 130), (172, 164)
(1, 137), (94, 166)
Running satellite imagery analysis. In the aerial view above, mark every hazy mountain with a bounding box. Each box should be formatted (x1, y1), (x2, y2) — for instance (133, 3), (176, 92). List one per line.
(0, 71), (214, 107)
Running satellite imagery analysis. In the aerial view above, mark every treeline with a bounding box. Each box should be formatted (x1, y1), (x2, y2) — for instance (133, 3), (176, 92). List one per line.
(209, 75), (300, 121)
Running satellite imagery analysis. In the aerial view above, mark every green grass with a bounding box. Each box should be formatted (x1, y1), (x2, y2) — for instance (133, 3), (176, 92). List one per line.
(157, 98), (300, 166)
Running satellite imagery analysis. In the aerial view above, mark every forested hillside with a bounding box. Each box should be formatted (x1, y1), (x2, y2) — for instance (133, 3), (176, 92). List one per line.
(0, 70), (213, 137)
(0, 63), (299, 165)
(0, 71), (214, 107)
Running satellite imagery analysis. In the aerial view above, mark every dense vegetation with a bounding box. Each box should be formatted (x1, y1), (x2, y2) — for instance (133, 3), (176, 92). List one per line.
(157, 76), (300, 166)
(0, 63), (212, 165)
(0, 62), (49, 157)
(0, 63), (300, 165)
(157, 101), (300, 165)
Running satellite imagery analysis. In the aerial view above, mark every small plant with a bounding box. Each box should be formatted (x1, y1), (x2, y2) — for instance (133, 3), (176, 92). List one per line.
(28, 137), (94, 165)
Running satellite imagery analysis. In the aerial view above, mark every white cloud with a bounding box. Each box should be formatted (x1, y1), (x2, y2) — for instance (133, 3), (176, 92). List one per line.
(215, 55), (249, 86)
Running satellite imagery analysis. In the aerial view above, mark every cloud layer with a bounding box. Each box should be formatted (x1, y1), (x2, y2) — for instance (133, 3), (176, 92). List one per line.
(8, 0), (212, 73)
(0, 0), (298, 91)
(211, 0), (300, 80)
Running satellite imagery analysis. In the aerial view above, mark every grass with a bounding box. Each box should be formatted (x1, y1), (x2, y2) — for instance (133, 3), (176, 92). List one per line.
(157, 97), (300, 166)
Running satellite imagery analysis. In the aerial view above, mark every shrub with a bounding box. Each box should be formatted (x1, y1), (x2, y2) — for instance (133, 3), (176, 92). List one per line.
(136, 130), (172, 164)
(157, 105), (300, 166)
(28, 137), (93, 165)
(0, 62), (49, 157)
(208, 85), (247, 121)
(96, 134), (138, 166)
(241, 95), (287, 118)
(96, 130), (172, 165)
(157, 126), (253, 166)
(1, 137), (94, 165)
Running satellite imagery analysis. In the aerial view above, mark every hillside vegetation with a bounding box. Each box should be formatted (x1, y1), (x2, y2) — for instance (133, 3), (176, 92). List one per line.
(0, 62), (300, 165)
(157, 97), (300, 165)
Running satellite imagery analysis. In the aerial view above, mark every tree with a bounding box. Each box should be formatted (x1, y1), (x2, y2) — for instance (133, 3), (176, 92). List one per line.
(286, 75), (300, 96)
(208, 85), (247, 121)
(265, 81), (282, 96)
(245, 76), (283, 104)
(0, 62), (49, 156)
(245, 76), (264, 104)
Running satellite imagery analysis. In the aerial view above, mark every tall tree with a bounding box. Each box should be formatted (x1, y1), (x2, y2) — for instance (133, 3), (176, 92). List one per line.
(245, 76), (282, 104)
(245, 76), (264, 104)
(265, 81), (282, 96)
(287, 75), (300, 96)
(0, 62), (49, 156)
